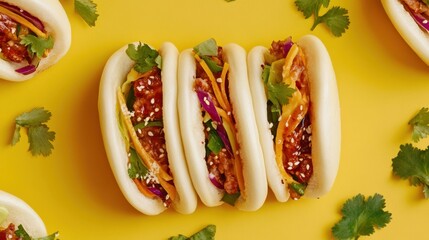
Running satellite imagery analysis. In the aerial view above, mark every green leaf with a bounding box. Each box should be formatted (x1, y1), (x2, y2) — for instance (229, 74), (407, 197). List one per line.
(126, 43), (161, 73)
(134, 121), (163, 130)
(11, 124), (21, 146)
(221, 192), (240, 206)
(202, 56), (223, 73)
(267, 81), (295, 107)
(294, 0), (350, 37)
(320, 7), (350, 37)
(28, 124), (55, 157)
(20, 35), (54, 59)
(193, 38), (218, 56)
(15, 224), (58, 240)
(392, 144), (429, 198)
(169, 225), (216, 240)
(74, 0), (99, 27)
(128, 147), (149, 179)
(332, 193), (392, 240)
(408, 107), (429, 142)
(15, 107), (51, 126)
(205, 121), (224, 154)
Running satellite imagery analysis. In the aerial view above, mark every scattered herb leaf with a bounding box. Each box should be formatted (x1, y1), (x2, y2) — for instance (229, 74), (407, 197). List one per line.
(20, 35), (54, 58)
(128, 147), (149, 179)
(332, 193), (392, 240)
(392, 143), (429, 198)
(193, 38), (218, 56)
(126, 43), (161, 73)
(74, 0), (99, 27)
(294, 0), (350, 37)
(169, 225), (216, 240)
(408, 107), (429, 143)
(221, 192), (240, 206)
(11, 107), (55, 157)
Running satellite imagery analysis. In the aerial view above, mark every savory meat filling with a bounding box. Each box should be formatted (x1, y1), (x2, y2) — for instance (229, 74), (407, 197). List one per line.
(0, 223), (17, 240)
(0, 13), (31, 63)
(401, 0), (429, 16)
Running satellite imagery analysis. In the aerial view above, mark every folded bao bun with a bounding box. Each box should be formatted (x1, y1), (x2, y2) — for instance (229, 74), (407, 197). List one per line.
(0, 0), (71, 81)
(0, 190), (47, 237)
(381, 0), (429, 65)
(247, 35), (341, 202)
(178, 42), (267, 211)
(99, 42), (197, 215)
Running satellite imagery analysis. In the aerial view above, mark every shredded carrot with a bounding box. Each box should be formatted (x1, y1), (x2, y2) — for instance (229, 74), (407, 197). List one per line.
(116, 88), (173, 182)
(0, 6), (47, 38)
(194, 54), (229, 111)
(158, 176), (177, 202)
(215, 107), (233, 127)
(220, 62), (231, 112)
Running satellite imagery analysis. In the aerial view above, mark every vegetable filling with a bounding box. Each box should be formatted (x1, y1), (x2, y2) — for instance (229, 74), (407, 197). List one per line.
(0, 223), (59, 240)
(263, 38), (313, 200)
(0, 2), (54, 75)
(118, 43), (176, 207)
(400, 0), (429, 32)
(193, 39), (244, 205)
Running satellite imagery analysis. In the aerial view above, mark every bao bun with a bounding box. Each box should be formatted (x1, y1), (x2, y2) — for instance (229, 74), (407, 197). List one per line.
(381, 0), (429, 65)
(247, 35), (341, 202)
(99, 42), (197, 215)
(178, 43), (268, 211)
(0, 190), (47, 237)
(0, 0), (71, 81)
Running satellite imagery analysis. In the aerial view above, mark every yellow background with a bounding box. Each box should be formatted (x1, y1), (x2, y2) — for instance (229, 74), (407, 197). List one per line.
(1, 0), (428, 239)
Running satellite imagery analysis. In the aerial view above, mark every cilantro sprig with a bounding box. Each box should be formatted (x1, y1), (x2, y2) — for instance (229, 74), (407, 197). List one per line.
(294, 0), (350, 37)
(392, 144), (429, 198)
(20, 35), (54, 59)
(126, 43), (161, 73)
(332, 193), (392, 240)
(15, 224), (59, 240)
(169, 224), (216, 240)
(74, 0), (99, 27)
(408, 107), (429, 143)
(11, 107), (55, 157)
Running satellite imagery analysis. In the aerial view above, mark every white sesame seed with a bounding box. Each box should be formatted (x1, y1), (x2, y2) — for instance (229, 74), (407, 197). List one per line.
(159, 154), (165, 158)
(148, 131), (154, 137)
(216, 78), (222, 83)
(137, 128), (142, 134)
(148, 79), (152, 85)
(269, 122), (274, 129)
(227, 111), (231, 116)
(306, 164), (310, 170)
(288, 162), (293, 166)
(287, 167), (293, 170)
(150, 98), (155, 104)
(206, 127), (211, 132)
(137, 86), (144, 92)
(294, 161), (299, 166)
(137, 116), (142, 122)
(424, 20), (428, 24)
(150, 112), (154, 116)
(285, 122), (289, 127)
(300, 173), (305, 178)
(300, 105), (303, 111)
(291, 138), (295, 143)
(155, 108), (160, 112)
(278, 116), (282, 121)
(159, 148), (164, 153)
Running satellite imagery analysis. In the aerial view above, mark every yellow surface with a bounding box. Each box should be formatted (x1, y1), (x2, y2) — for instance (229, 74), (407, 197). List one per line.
(0, 0), (428, 239)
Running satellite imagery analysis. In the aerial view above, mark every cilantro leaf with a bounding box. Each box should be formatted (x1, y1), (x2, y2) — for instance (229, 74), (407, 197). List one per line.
(126, 43), (161, 73)
(15, 224), (59, 240)
(11, 108), (55, 157)
(267, 81), (295, 108)
(28, 125), (55, 157)
(202, 56), (223, 73)
(294, 0), (350, 37)
(332, 193), (392, 240)
(128, 147), (149, 179)
(319, 7), (350, 37)
(74, 0), (99, 27)
(20, 35), (54, 58)
(392, 144), (429, 198)
(222, 192), (240, 206)
(169, 225), (216, 240)
(408, 107), (429, 142)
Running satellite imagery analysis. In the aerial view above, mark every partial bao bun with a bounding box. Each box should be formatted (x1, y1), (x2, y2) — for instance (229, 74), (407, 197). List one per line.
(0, 0), (71, 81)
(178, 43), (268, 211)
(248, 35), (341, 202)
(381, 0), (429, 65)
(0, 190), (47, 237)
(99, 42), (197, 215)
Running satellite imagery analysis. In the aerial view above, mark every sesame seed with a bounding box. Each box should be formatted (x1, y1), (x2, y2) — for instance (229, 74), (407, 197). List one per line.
(149, 76), (155, 79)
(269, 122), (274, 129)
(424, 20), (428, 24)
(148, 79), (152, 85)
(155, 108), (160, 112)
(148, 131), (154, 137)
(278, 116), (282, 121)
(206, 127), (211, 132)
(137, 128), (142, 134)
(300, 173), (305, 178)
(294, 161), (299, 166)
(203, 97), (210, 106)
(306, 164), (310, 170)
(137, 116), (142, 122)
(300, 105), (303, 111)
(285, 122), (289, 127)
(150, 112), (154, 116)
(291, 138), (295, 143)
(216, 78), (222, 83)
(287, 166), (293, 170)
(288, 162), (293, 166)
(150, 98), (155, 104)
(137, 86), (144, 92)
(159, 154), (165, 158)
(227, 111), (231, 116)
(159, 148), (164, 153)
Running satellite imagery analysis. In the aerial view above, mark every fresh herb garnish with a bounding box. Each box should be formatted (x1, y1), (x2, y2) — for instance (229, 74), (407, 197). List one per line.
(126, 43), (161, 74)
(294, 0), (350, 37)
(20, 35), (54, 58)
(11, 107), (55, 157)
(221, 192), (240, 206)
(205, 121), (224, 155)
(128, 147), (149, 179)
(392, 144), (429, 198)
(134, 121), (163, 130)
(74, 0), (99, 27)
(193, 38), (218, 56)
(408, 107), (429, 143)
(15, 224), (59, 240)
(169, 224), (216, 240)
(332, 193), (392, 240)
(202, 56), (223, 73)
